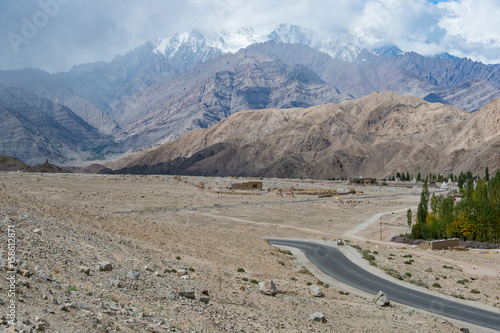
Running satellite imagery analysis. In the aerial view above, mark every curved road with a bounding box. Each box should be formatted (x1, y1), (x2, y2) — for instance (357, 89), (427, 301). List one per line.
(268, 239), (500, 331)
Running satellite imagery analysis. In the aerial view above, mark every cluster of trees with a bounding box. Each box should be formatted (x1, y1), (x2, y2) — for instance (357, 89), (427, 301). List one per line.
(409, 170), (500, 242)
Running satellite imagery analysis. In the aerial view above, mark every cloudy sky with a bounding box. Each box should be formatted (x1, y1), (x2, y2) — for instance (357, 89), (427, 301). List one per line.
(1, 0), (499, 73)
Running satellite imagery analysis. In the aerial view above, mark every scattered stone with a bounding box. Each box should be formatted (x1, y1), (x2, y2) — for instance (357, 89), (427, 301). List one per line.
(180, 275), (190, 280)
(153, 271), (164, 277)
(373, 290), (390, 307)
(77, 302), (91, 311)
(19, 279), (31, 288)
(59, 305), (69, 312)
(460, 328), (470, 333)
(178, 291), (196, 300)
(143, 265), (154, 271)
(109, 279), (121, 288)
(311, 285), (324, 297)
(97, 261), (113, 272)
(79, 266), (91, 275)
(108, 301), (121, 311)
(167, 290), (177, 300)
(309, 312), (327, 323)
(259, 280), (278, 296)
(33, 228), (42, 234)
(127, 270), (140, 279)
(199, 297), (210, 304)
(201, 290), (209, 296)
(19, 268), (32, 277)
(433, 317), (447, 324)
(51, 297), (59, 305)
(402, 308), (415, 314)
(38, 272), (52, 281)
(177, 269), (188, 277)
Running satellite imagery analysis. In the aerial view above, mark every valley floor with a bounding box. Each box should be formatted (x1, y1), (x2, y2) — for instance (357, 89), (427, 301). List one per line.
(0, 172), (498, 332)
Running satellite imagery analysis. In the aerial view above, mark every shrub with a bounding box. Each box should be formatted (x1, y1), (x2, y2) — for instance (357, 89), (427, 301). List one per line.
(250, 279), (259, 284)
(457, 280), (465, 285)
(405, 272), (412, 278)
(383, 267), (403, 280)
(237, 268), (245, 273)
(242, 277), (248, 282)
(470, 289), (481, 294)
(176, 256), (181, 260)
(443, 265), (454, 269)
(298, 267), (313, 276)
(280, 250), (293, 255)
(188, 267), (195, 272)
(432, 283), (442, 288)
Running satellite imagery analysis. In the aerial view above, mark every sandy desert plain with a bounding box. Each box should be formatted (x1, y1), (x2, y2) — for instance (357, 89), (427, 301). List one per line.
(0, 172), (499, 332)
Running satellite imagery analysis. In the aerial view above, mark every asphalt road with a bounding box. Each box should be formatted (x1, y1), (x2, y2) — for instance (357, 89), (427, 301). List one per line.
(267, 239), (500, 331)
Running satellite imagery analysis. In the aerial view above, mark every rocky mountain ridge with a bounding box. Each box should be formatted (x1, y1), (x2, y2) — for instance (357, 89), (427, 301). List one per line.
(107, 92), (500, 179)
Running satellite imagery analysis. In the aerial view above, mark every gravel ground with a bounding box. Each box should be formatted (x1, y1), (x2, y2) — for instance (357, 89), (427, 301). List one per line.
(0, 172), (497, 332)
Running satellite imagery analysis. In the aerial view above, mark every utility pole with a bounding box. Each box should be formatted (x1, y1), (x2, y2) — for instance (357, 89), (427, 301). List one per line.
(380, 216), (382, 241)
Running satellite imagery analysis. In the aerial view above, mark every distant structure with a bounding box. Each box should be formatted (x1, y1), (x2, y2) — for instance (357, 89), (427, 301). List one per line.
(349, 177), (376, 185)
(416, 238), (459, 251)
(231, 181), (263, 190)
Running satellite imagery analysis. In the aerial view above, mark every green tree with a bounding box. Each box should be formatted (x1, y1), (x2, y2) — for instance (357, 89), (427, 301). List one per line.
(417, 172), (421, 181)
(416, 180), (430, 225)
(407, 208), (412, 230)
(485, 166), (489, 182)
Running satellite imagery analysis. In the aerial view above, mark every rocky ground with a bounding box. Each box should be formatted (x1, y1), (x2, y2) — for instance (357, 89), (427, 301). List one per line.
(0, 172), (498, 332)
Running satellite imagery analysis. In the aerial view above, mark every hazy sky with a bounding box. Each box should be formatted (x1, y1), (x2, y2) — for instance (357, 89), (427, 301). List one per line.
(1, 0), (499, 73)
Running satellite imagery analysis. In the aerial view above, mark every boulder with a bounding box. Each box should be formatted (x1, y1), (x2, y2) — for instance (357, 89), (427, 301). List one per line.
(311, 285), (324, 297)
(109, 279), (121, 288)
(309, 312), (327, 323)
(127, 270), (140, 279)
(259, 280), (278, 296)
(178, 291), (195, 300)
(97, 261), (113, 272)
(373, 290), (390, 307)
(199, 297), (210, 304)
(167, 290), (177, 300)
(177, 269), (188, 277)
(79, 266), (91, 275)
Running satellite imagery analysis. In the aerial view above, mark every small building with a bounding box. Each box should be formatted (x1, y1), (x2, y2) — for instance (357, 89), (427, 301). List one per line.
(231, 181), (263, 190)
(416, 238), (459, 251)
(349, 177), (377, 185)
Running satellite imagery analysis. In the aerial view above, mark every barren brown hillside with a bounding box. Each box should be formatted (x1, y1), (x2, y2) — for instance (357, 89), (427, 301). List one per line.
(108, 92), (499, 178)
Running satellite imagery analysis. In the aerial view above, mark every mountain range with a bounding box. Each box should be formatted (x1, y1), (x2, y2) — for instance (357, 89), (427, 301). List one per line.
(106, 92), (500, 179)
(0, 23), (499, 169)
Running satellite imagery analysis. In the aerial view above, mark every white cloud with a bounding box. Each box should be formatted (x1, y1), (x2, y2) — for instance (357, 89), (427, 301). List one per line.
(437, 0), (500, 63)
(1, 0), (500, 72)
